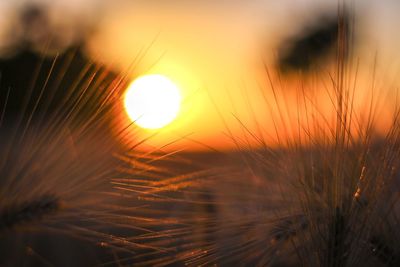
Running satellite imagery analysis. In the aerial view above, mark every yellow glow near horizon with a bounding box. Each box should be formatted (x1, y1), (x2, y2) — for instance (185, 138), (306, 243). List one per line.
(124, 74), (181, 129)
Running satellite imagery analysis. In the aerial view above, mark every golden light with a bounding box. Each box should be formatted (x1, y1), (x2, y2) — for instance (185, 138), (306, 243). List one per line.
(124, 74), (181, 129)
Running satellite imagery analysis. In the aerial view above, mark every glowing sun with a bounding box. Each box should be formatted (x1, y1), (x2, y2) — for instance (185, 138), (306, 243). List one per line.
(124, 74), (182, 129)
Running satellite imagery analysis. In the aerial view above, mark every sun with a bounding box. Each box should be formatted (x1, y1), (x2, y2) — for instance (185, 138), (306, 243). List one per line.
(124, 74), (182, 129)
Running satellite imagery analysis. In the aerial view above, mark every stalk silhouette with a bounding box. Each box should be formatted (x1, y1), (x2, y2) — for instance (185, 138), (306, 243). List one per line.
(0, 48), (180, 265)
(109, 7), (400, 266)
(0, 194), (60, 232)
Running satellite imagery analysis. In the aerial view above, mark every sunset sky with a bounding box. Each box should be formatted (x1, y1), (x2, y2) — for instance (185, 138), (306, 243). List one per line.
(1, 0), (400, 150)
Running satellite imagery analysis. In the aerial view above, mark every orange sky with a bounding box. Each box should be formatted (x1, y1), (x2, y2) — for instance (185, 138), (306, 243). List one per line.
(83, 1), (400, 151)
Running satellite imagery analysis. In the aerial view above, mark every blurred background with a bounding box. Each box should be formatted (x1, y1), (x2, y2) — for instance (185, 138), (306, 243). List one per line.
(1, 0), (400, 151)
